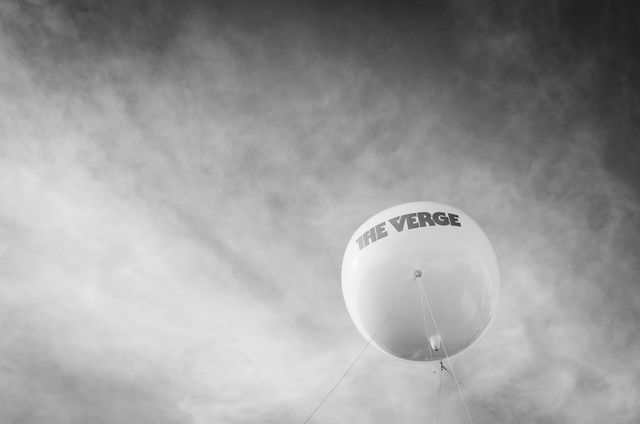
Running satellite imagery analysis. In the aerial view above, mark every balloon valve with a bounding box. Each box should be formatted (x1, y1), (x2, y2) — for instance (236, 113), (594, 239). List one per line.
(414, 270), (422, 278)
(429, 334), (442, 352)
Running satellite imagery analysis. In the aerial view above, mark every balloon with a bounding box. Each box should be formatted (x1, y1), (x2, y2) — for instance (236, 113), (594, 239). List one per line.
(341, 201), (500, 362)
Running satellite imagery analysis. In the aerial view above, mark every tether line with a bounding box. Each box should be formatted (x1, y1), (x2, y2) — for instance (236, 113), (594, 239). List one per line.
(301, 276), (417, 424)
(418, 288), (433, 361)
(417, 277), (473, 424)
(442, 367), (508, 424)
(436, 363), (442, 424)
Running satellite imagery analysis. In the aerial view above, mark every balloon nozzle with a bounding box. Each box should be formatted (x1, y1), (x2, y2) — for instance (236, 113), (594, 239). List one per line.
(429, 334), (442, 351)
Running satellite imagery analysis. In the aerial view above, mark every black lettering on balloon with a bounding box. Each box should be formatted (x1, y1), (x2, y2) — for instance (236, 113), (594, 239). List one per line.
(388, 215), (406, 232)
(405, 213), (419, 229)
(362, 227), (377, 246)
(417, 212), (435, 227)
(433, 212), (450, 226)
(355, 211), (462, 251)
(375, 222), (388, 240)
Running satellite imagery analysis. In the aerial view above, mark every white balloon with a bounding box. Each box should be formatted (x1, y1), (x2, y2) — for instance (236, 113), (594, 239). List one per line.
(342, 201), (500, 362)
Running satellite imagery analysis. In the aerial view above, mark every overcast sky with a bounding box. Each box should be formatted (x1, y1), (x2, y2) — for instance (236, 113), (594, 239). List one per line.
(0, 1), (639, 423)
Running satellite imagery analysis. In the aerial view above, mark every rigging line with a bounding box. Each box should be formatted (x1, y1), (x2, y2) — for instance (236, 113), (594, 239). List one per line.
(417, 278), (473, 424)
(436, 362), (442, 424)
(441, 367), (508, 424)
(302, 276), (418, 424)
(418, 284), (433, 361)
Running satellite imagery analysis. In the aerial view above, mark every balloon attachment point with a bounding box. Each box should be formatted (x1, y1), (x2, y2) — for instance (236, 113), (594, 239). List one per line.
(414, 270), (422, 278)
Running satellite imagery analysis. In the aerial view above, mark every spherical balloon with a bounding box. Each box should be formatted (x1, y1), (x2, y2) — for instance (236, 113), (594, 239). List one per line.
(341, 201), (500, 362)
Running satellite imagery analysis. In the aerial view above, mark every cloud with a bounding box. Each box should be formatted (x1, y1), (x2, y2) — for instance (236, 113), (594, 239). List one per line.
(0, 1), (639, 423)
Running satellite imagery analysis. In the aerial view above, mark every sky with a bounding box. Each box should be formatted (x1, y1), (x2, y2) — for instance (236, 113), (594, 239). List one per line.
(0, 1), (639, 423)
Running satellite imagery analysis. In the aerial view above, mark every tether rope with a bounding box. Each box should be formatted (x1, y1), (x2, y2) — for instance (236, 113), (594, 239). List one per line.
(417, 277), (473, 424)
(418, 288), (434, 361)
(441, 367), (508, 424)
(301, 276), (417, 424)
(436, 363), (442, 424)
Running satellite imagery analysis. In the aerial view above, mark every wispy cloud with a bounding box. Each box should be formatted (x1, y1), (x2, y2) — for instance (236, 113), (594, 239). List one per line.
(0, 1), (638, 423)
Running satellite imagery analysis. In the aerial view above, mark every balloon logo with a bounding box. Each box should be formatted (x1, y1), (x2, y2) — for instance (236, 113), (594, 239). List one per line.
(341, 201), (501, 362)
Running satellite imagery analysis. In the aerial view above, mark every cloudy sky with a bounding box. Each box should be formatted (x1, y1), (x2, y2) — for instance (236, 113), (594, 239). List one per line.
(1, 1), (639, 423)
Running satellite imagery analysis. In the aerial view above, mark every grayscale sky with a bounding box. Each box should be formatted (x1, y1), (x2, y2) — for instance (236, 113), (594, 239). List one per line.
(1, 1), (639, 423)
